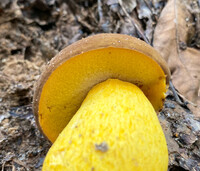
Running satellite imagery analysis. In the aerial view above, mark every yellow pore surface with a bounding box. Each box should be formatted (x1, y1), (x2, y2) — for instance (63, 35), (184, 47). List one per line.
(39, 48), (167, 142)
(42, 79), (168, 171)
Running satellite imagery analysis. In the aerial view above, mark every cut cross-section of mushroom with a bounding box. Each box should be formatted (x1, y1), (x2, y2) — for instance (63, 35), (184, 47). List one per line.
(42, 79), (169, 171)
(33, 33), (170, 143)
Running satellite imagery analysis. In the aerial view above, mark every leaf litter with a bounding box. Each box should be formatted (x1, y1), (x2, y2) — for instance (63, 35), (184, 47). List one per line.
(0, 0), (199, 170)
(153, 0), (200, 117)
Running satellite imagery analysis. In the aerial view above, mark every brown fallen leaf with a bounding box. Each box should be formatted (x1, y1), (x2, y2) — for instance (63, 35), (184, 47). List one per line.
(153, 0), (200, 117)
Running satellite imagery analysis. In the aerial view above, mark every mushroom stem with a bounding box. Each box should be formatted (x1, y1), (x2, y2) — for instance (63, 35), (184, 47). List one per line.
(42, 79), (168, 171)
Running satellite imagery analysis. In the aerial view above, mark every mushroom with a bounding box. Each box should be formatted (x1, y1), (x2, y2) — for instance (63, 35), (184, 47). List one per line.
(33, 34), (170, 170)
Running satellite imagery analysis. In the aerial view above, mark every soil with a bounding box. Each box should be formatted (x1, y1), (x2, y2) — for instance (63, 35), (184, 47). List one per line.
(0, 0), (199, 170)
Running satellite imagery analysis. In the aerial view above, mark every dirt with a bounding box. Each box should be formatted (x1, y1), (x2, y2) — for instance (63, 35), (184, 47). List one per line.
(0, 0), (199, 170)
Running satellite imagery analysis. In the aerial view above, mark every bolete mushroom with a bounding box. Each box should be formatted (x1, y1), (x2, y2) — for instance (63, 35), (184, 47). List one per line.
(33, 34), (170, 170)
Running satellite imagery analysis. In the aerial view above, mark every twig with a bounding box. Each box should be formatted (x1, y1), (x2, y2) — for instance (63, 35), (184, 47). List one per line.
(12, 164), (16, 171)
(113, 21), (121, 33)
(13, 159), (28, 171)
(76, 15), (94, 31)
(169, 81), (187, 107)
(143, 0), (158, 22)
(2, 161), (6, 171)
(118, 0), (150, 44)
(176, 90), (198, 107)
(98, 0), (103, 24)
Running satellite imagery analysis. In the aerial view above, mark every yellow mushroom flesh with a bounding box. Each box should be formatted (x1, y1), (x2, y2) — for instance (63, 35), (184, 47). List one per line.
(38, 47), (167, 142)
(42, 79), (168, 171)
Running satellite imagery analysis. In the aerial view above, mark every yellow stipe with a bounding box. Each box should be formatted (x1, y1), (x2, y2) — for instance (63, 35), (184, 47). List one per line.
(39, 47), (166, 142)
(43, 79), (168, 171)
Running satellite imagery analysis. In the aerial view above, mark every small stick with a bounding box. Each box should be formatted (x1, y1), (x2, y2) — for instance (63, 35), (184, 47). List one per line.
(2, 161), (6, 171)
(169, 81), (187, 107)
(98, 0), (103, 24)
(118, 0), (150, 44)
(143, 0), (158, 22)
(12, 159), (28, 171)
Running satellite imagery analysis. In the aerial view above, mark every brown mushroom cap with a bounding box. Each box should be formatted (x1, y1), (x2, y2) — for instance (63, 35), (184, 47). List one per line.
(33, 33), (171, 142)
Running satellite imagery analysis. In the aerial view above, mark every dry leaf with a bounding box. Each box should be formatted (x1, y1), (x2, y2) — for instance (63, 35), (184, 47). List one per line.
(153, 0), (200, 117)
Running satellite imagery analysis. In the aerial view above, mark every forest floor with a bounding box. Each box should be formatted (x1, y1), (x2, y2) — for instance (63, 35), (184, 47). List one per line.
(0, 0), (200, 170)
